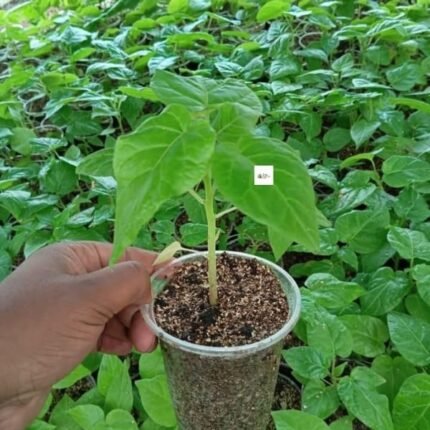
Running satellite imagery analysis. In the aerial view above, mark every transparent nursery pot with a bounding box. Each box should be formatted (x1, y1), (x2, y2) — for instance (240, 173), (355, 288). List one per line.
(141, 251), (301, 430)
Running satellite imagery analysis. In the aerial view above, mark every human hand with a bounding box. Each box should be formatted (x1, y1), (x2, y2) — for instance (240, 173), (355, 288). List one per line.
(0, 241), (157, 430)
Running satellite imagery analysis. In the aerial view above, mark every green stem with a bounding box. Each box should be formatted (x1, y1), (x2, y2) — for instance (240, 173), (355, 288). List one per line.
(204, 174), (218, 306)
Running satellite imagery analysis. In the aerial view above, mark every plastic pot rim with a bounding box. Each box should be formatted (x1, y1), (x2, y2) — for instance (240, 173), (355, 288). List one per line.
(141, 250), (301, 358)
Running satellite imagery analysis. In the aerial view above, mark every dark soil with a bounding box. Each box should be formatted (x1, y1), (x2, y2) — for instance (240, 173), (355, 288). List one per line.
(154, 252), (289, 347)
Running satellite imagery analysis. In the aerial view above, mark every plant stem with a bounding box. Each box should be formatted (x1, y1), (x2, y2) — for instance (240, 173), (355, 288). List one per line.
(215, 206), (237, 219)
(204, 174), (218, 306)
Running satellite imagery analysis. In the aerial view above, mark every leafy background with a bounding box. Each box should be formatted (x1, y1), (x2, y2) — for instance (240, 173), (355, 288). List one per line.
(1, 0), (430, 429)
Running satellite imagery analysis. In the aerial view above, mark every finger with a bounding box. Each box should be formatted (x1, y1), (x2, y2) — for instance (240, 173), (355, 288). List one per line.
(117, 305), (140, 328)
(98, 335), (132, 355)
(58, 241), (158, 274)
(129, 312), (157, 353)
(78, 260), (152, 317)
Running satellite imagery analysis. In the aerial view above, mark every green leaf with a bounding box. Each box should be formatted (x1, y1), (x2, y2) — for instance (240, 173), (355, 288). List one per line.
(350, 119), (380, 148)
(77, 148), (114, 178)
(382, 156), (430, 188)
(302, 380), (340, 419)
(405, 294), (430, 324)
(10, 127), (36, 155)
(272, 410), (329, 430)
(388, 312), (430, 366)
(393, 187), (430, 223)
(136, 375), (176, 427)
(212, 135), (319, 252)
(180, 223), (207, 246)
(323, 128), (351, 152)
(112, 104), (215, 262)
(387, 227), (430, 262)
(393, 374), (430, 430)
(337, 368), (393, 430)
(40, 160), (77, 196)
(339, 315), (389, 357)
(389, 97), (430, 114)
(305, 273), (365, 310)
(329, 417), (353, 430)
(299, 112), (322, 140)
(371, 355), (416, 407)
(139, 346), (166, 379)
(97, 355), (133, 412)
(168, 0), (188, 13)
(335, 209), (390, 254)
(105, 410), (139, 430)
(360, 267), (409, 316)
(282, 346), (329, 380)
(256, 1), (291, 23)
(53, 364), (91, 389)
(413, 264), (430, 307)
(67, 405), (104, 430)
(386, 63), (423, 91)
(0, 249), (12, 281)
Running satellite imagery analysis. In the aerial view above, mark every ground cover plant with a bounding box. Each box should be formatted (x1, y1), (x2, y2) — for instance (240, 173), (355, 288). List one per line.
(1, 0), (430, 429)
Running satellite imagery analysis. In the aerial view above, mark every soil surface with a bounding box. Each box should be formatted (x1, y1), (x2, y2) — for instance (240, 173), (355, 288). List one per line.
(154, 252), (289, 347)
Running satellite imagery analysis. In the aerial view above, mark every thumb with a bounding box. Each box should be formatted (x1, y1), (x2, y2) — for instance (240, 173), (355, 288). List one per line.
(77, 261), (152, 317)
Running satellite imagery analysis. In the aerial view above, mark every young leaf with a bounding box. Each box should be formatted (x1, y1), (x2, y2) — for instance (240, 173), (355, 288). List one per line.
(67, 405), (104, 430)
(388, 312), (430, 366)
(387, 227), (430, 262)
(153, 241), (182, 266)
(412, 264), (430, 306)
(371, 355), (416, 407)
(393, 374), (430, 430)
(76, 148), (114, 178)
(337, 368), (393, 430)
(382, 156), (430, 188)
(302, 380), (340, 419)
(212, 135), (319, 252)
(350, 119), (380, 148)
(282, 346), (330, 380)
(256, 1), (291, 23)
(272, 410), (329, 430)
(105, 409), (139, 430)
(112, 104), (216, 262)
(136, 375), (177, 427)
(339, 315), (389, 357)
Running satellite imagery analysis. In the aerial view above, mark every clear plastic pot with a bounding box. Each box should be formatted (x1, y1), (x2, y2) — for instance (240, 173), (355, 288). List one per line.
(141, 251), (301, 430)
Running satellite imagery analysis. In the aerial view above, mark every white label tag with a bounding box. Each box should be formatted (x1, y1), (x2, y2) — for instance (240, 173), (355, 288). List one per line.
(254, 165), (274, 186)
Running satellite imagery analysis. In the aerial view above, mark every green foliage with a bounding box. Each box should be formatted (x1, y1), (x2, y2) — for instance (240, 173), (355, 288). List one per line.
(1, 0), (430, 429)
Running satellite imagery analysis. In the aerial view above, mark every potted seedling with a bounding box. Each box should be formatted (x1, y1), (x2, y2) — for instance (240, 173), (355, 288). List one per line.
(111, 71), (319, 430)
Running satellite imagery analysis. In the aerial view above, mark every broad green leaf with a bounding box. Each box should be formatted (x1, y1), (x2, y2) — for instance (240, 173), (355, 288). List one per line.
(105, 409), (138, 430)
(390, 97), (430, 114)
(77, 149), (114, 178)
(305, 305), (352, 360)
(40, 160), (77, 197)
(393, 187), (430, 223)
(97, 355), (133, 412)
(272, 410), (329, 430)
(386, 63), (423, 91)
(302, 380), (340, 419)
(405, 294), (430, 324)
(67, 405), (104, 430)
(27, 421), (56, 430)
(350, 119), (380, 148)
(412, 264), (430, 306)
(112, 105), (215, 262)
(41, 72), (79, 89)
(257, 1), (291, 23)
(340, 315), (389, 357)
(388, 312), (430, 366)
(10, 127), (36, 155)
(329, 417), (353, 430)
(282, 346), (329, 380)
(168, 0), (188, 13)
(360, 267), (409, 316)
(53, 364), (91, 389)
(139, 346), (166, 379)
(136, 375), (176, 427)
(268, 225), (293, 260)
(179, 223), (207, 246)
(323, 128), (351, 152)
(371, 355), (416, 407)
(0, 249), (12, 281)
(335, 209), (389, 254)
(338, 369), (393, 430)
(299, 112), (322, 140)
(213, 135), (319, 252)
(387, 227), (430, 261)
(382, 156), (430, 188)
(393, 374), (430, 430)
(305, 273), (365, 309)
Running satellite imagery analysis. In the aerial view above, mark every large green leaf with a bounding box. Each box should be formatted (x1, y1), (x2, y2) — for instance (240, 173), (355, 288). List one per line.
(387, 227), (430, 262)
(305, 273), (365, 310)
(371, 355), (416, 407)
(136, 375), (176, 427)
(338, 368), (393, 430)
(350, 119), (380, 148)
(388, 312), (430, 366)
(382, 156), (430, 188)
(393, 374), (430, 430)
(272, 410), (329, 430)
(282, 346), (329, 380)
(360, 267), (409, 316)
(412, 264), (430, 307)
(302, 380), (340, 420)
(212, 136), (319, 252)
(112, 104), (215, 261)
